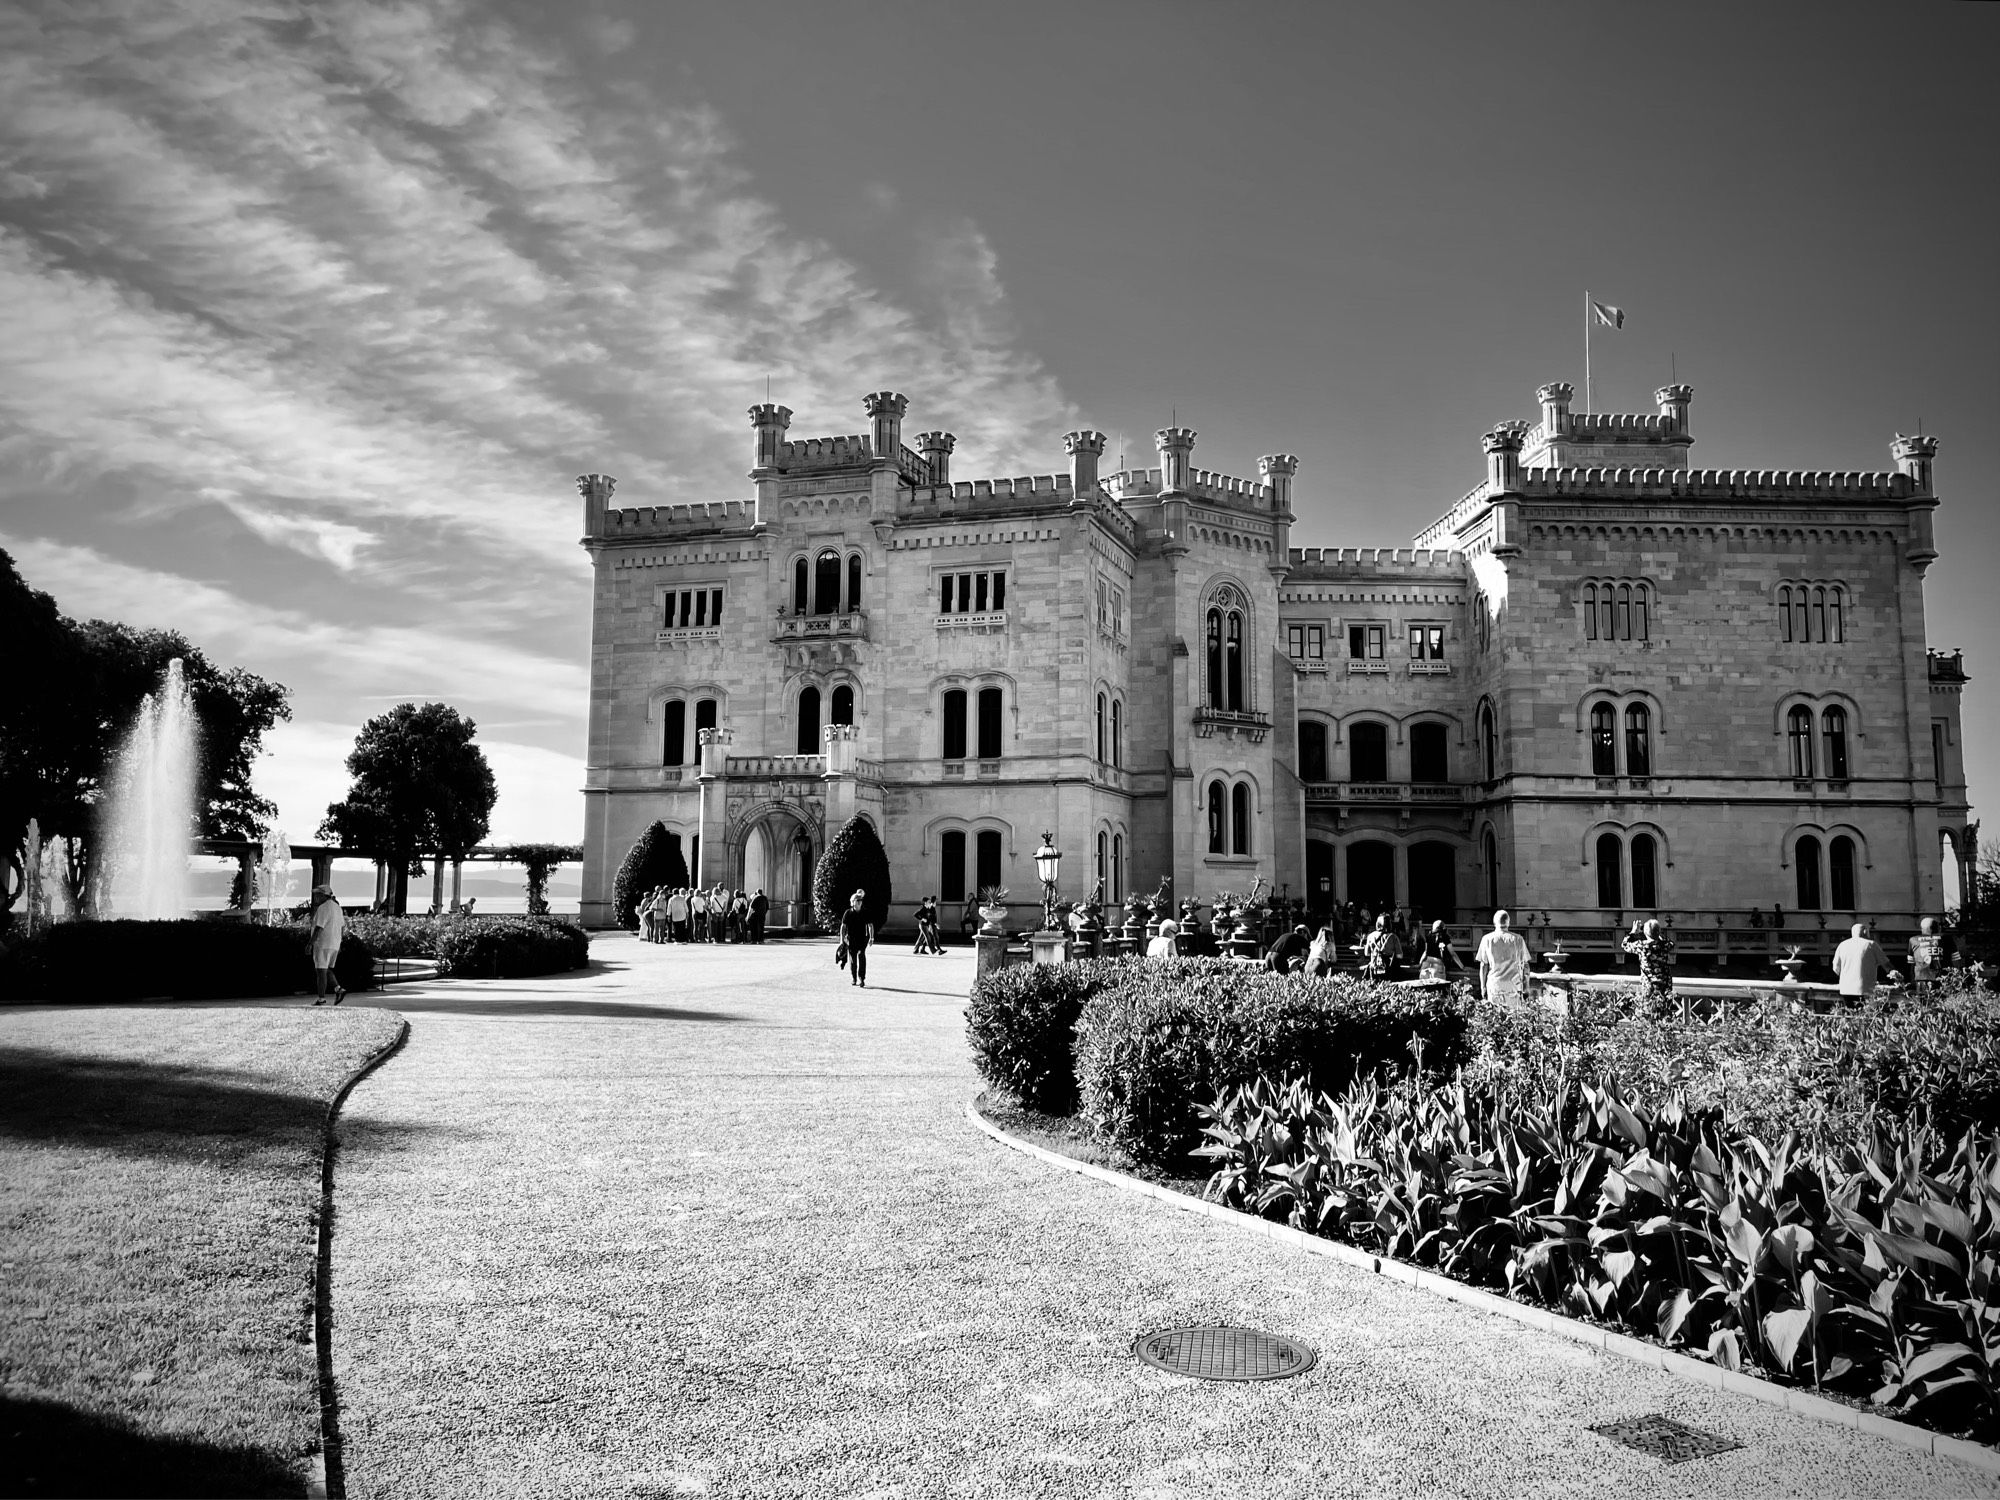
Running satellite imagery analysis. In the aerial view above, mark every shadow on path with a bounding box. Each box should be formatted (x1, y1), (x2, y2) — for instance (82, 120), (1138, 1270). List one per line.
(0, 1391), (309, 1498)
(355, 998), (747, 1023)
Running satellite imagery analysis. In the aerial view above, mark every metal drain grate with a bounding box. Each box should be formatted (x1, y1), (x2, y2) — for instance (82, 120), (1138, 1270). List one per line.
(1132, 1325), (1317, 1382)
(1590, 1414), (1744, 1464)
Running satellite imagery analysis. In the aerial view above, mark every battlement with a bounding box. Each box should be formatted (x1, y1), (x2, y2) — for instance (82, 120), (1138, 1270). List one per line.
(603, 498), (757, 538)
(778, 433), (875, 468)
(1285, 546), (1465, 580)
(1516, 466), (1916, 500)
(1103, 467), (1272, 508)
(904, 472), (1076, 504)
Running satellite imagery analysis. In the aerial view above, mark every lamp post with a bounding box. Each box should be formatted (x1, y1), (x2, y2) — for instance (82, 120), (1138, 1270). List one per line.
(1035, 831), (1061, 932)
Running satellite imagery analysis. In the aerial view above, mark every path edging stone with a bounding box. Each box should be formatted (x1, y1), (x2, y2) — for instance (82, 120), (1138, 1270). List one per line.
(964, 1093), (1999, 1478)
(312, 1016), (411, 1500)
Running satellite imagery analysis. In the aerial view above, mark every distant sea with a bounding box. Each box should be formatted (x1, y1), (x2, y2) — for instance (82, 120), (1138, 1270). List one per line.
(183, 859), (581, 916)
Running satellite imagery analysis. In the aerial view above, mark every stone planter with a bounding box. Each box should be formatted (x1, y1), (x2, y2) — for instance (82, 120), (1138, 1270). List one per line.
(977, 903), (1009, 937)
(1775, 957), (1808, 984)
(1543, 948), (1570, 974)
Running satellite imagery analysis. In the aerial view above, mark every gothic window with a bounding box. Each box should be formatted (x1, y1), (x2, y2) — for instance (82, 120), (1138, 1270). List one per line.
(831, 685), (854, 727)
(1350, 722), (1388, 783)
(1483, 829), (1499, 908)
(1590, 703), (1617, 776)
(1796, 834), (1823, 909)
(1788, 706), (1816, 778)
(694, 700), (717, 753)
(796, 686), (821, 754)
(1111, 699), (1123, 768)
(1300, 720), (1329, 783)
(663, 700), (686, 766)
(1225, 611), (1243, 709)
(1597, 831), (1624, 908)
(1096, 693), (1106, 762)
(1830, 835), (1857, 911)
(1779, 581), (1846, 644)
(793, 558), (808, 615)
(1206, 609), (1223, 706)
(1479, 703), (1498, 782)
(942, 689), (967, 760)
(1822, 706), (1849, 780)
(1624, 704), (1651, 777)
(941, 830), (966, 904)
(1829, 586), (1843, 643)
(976, 687), (1003, 759)
(814, 551), (841, 615)
(1231, 782), (1252, 855)
(847, 554), (862, 613)
(1208, 779), (1226, 854)
(1630, 833), (1658, 908)
(1096, 580), (1108, 631)
(1584, 582), (1598, 640)
(1095, 831), (1106, 891)
(1112, 833), (1124, 901)
(975, 829), (1003, 893)
(1411, 722), (1448, 783)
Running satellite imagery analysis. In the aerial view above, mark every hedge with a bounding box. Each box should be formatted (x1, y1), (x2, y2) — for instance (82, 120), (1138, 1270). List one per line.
(432, 915), (589, 978)
(964, 958), (1127, 1114)
(0, 918), (374, 1002)
(813, 815), (891, 933)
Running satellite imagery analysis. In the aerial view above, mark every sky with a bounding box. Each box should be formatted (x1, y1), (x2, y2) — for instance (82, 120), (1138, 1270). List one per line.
(2, 0), (1995, 848)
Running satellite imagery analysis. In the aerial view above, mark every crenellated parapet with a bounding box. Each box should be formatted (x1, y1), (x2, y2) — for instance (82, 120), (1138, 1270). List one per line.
(1285, 545), (1466, 581)
(1513, 466), (1917, 500)
(601, 498), (758, 539)
(778, 433), (875, 470)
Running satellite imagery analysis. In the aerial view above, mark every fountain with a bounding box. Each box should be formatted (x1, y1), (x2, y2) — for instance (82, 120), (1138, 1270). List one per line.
(101, 658), (197, 920)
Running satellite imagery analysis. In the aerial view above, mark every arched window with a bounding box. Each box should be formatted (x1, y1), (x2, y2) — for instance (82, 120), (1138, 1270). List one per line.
(663, 700), (686, 766)
(796, 686), (821, 754)
(1095, 831), (1107, 891)
(1224, 611), (1244, 710)
(1207, 779), (1226, 854)
(1788, 706), (1815, 778)
(1299, 720), (1329, 783)
(1630, 833), (1658, 908)
(847, 554), (862, 613)
(1624, 704), (1651, 777)
(1112, 833), (1124, 901)
(695, 698), (717, 742)
(1350, 722), (1388, 782)
(793, 558), (808, 615)
(942, 689), (967, 760)
(1778, 584), (1793, 642)
(1793, 588), (1810, 646)
(1829, 586), (1844, 643)
(975, 829), (1003, 893)
(1590, 702), (1617, 775)
(1231, 782), (1251, 855)
(1583, 582), (1599, 640)
(1411, 722), (1448, 783)
(831, 685), (854, 726)
(1095, 693), (1106, 762)
(1633, 586), (1649, 642)
(814, 551), (841, 615)
(1830, 835), (1857, 911)
(1813, 586), (1827, 644)
(1111, 699), (1123, 768)
(1205, 610), (1223, 708)
(1599, 588), (1614, 642)
(1483, 828), (1499, 908)
(1616, 584), (1632, 641)
(1796, 834), (1823, 910)
(1480, 704), (1498, 782)
(1596, 831), (1624, 908)
(976, 687), (1003, 759)
(1822, 706), (1849, 780)
(940, 830), (966, 904)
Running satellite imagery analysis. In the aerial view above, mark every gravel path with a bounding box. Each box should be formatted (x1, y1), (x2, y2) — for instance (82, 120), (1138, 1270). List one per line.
(327, 934), (1995, 1499)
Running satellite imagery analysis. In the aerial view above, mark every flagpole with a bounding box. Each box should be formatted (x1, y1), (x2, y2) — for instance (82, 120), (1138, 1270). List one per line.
(1584, 290), (1592, 412)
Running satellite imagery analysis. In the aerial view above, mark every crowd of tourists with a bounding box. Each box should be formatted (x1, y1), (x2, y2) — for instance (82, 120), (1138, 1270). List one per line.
(637, 885), (769, 944)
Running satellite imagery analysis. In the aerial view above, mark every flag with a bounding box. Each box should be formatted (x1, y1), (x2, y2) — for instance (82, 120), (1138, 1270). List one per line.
(1592, 301), (1625, 329)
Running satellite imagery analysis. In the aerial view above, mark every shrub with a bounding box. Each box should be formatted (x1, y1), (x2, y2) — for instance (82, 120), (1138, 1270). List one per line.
(813, 814), (891, 932)
(0, 918), (375, 1002)
(965, 958), (1124, 1113)
(1071, 958), (1470, 1166)
(431, 915), (589, 978)
(341, 912), (440, 959)
(611, 822), (687, 929)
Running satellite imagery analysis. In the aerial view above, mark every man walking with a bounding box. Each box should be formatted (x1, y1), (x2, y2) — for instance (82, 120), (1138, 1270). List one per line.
(1832, 921), (1899, 1001)
(839, 888), (875, 988)
(750, 888), (768, 944)
(1475, 909), (1531, 1004)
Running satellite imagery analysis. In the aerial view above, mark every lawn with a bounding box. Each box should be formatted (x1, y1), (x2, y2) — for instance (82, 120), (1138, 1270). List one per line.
(0, 1004), (402, 1498)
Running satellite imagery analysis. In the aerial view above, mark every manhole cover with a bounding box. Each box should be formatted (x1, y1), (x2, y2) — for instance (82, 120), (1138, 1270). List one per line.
(1590, 1414), (1743, 1464)
(1132, 1325), (1316, 1382)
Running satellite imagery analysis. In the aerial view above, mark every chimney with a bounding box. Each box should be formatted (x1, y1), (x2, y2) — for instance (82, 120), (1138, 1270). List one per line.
(864, 391), (909, 461)
(1064, 430), (1107, 496)
(1892, 432), (1939, 493)
(1258, 453), (1298, 513)
(1655, 383), (1693, 437)
(915, 430), (955, 486)
(748, 404), (791, 470)
(1483, 423), (1526, 492)
(1156, 426), (1196, 493)
(575, 473), (616, 537)
(1536, 381), (1574, 435)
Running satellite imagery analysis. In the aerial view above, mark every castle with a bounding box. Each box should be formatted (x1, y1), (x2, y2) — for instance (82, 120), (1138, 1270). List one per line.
(573, 383), (1975, 957)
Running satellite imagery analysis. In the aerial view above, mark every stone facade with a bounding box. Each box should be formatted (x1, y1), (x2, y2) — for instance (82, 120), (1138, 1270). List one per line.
(574, 384), (1975, 946)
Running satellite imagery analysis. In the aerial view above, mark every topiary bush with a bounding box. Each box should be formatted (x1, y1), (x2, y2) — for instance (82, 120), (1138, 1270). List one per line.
(431, 915), (589, 978)
(611, 822), (687, 929)
(0, 918), (376, 1002)
(813, 814), (891, 933)
(965, 958), (1125, 1114)
(1071, 958), (1470, 1166)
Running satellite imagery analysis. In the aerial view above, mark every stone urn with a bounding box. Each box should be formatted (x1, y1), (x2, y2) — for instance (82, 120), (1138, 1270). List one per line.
(1543, 947), (1570, 974)
(977, 901), (1009, 937)
(1775, 955), (1808, 984)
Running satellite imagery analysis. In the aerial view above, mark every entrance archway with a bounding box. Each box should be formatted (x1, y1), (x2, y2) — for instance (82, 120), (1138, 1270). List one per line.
(1409, 842), (1456, 922)
(739, 812), (817, 922)
(1347, 840), (1395, 914)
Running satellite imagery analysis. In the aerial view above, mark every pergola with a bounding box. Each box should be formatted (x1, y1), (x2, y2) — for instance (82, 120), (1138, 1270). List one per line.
(195, 840), (536, 912)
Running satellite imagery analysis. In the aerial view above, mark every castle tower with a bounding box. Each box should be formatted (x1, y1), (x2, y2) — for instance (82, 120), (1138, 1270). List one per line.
(1065, 430), (1107, 497)
(1893, 432), (1940, 493)
(576, 473), (616, 538)
(1655, 383), (1694, 437)
(1260, 454), (1299, 575)
(749, 404), (792, 471)
(864, 392), (909, 462)
(915, 430), (955, 486)
(1537, 382), (1574, 436)
(1156, 426), (1196, 493)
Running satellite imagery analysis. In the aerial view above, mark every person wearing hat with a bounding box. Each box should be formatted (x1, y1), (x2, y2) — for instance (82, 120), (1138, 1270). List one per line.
(310, 883), (346, 1005)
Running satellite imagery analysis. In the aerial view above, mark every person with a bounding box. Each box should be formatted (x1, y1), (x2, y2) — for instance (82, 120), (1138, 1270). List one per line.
(1833, 921), (1898, 1000)
(1622, 918), (1676, 1004)
(1304, 925), (1338, 977)
(1146, 918), (1179, 959)
(913, 896), (943, 955)
(1266, 923), (1311, 974)
(1908, 917), (1946, 996)
(1415, 920), (1463, 981)
(1771, 903), (1785, 930)
(1361, 914), (1403, 979)
(732, 889), (750, 942)
(839, 888), (875, 988)
(750, 888), (769, 944)
(1475, 909), (1531, 1004)
(666, 886), (690, 943)
(309, 884), (346, 1005)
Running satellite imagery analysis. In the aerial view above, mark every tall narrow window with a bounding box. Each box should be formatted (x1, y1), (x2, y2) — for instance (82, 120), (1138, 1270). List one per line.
(1351, 722), (1388, 782)
(1411, 722), (1448, 783)
(992, 573), (1005, 610)
(794, 559), (808, 615)
(1584, 583), (1599, 639)
(1934, 722), (1946, 791)
(1206, 610), (1223, 707)
(814, 551), (840, 615)
(1225, 611), (1244, 710)
(1624, 704), (1651, 777)
(1633, 587), (1648, 641)
(1110, 699), (1123, 768)
(1591, 702), (1617, 775)
(663, 700), (686, 766)
(831, 685), (854, 726)
(1830, 835), (1857, 911)
(1480, 704), (1498, 782)
(1096, 581), (1108, 630)
(975, 829), (1003, 893)
(1483, 829), (1499, 908)
(796, 686), (821, 754)
(1813, 586), (1827, 644)
(1112, 834), (1124, 901)
(1793, 589), (1810, 645)
(1630, 833), (1658, 908)
(694, 698), (717, 744)
(1822, 706), (1849, 779)
(847, 555), (862, 613)
(1299, 721), (1329, 783)
(957, 573), (971, 612)
(1616, 585), (1632, 641)
(975, 573), (989, 612)
(1597, 832), (1624, 908)
(976, 687), (1003, 759)
(1095, 693), (1106, 762)
(1208, 779), (1226, 854)
(1778, 585), (1794, 642)
(1796, 835), (1823, 910)
(1095, 832), (1106, 892)
(940, 830), (966, 904)
(1599, 590), (1614, 642)
(1231, 782), (1251, 855)
(1788, 706), (1815, 778)
(1829, 586), (1844, 643)
(939, 575), (953, 614)
(942, 689), (967, 760)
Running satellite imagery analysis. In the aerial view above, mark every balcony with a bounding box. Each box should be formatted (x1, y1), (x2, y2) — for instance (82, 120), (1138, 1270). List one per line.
(1303, 782), (1464, 806)
(771, 610), (868, 644)
(1407, 660), (1452, 676)
(1289, 656), (1329, 674)
(1929, 648), (1968, 683)
(1193, 706), (1271, 743)
(1346, 659), (1390, 676)
(656, 624), (724, 647)
(936, 610), (1008, 633)
(725, 754), (825, 779)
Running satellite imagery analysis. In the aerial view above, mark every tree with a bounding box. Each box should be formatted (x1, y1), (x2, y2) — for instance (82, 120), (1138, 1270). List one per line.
(612, 822), (688, 928)
(813, 814), (890, 933)
(495, 843), (584, 916)
(319, 703), (496, 915)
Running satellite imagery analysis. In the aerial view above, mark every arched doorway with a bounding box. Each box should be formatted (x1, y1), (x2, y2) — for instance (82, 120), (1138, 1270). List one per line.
(1408, 841), (1455, 922)
(1347, 840), (1395, 914)
(740, 813), (816, 922)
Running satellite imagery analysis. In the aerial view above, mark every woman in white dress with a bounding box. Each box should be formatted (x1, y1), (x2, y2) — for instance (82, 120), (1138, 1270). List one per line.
(310, 884), (346, 1005)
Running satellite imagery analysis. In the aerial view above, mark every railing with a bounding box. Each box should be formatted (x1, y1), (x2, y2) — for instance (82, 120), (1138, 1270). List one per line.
(724, 754), (825, 778)
(1193, 707), (1272, 741)
(1928, 648), (1967, 683)
(1407, 660), (1451, 676)
(1289, 657), (1329, 674)
(936, 610), (1008, 630)
(657, 624), (724, 646)
(1346, 659), (1390, 675)
(772, 611), (868, 642)
(1303, 782), (1464, 805)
